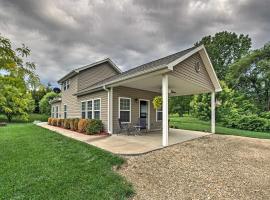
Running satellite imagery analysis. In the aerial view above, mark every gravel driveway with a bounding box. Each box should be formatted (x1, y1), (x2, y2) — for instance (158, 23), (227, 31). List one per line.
(118, 134), (270, 200)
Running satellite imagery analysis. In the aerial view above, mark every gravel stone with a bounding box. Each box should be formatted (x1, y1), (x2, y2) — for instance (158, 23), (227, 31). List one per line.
(118, 134), (270, 200)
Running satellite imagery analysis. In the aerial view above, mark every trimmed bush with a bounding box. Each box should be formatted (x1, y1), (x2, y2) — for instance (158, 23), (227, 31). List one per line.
(52, 118), (57, 126)
(86, 119), (103, 135)
(63, 119), (70, 129)
(57, 118), (62, 127)
(73, 118), (79, 131)
(260, 112), (270, 119)
(78, 119), (89, 133)
(48, 117), (52, 125)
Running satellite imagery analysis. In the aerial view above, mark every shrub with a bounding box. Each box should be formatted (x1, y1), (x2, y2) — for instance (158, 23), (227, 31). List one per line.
(56, 118), (62, 127)
(260, 112), (270, 119)
(63, 119), (70, 129)
(86, 119), (103, 135)
(69, 119), (75, 130)
(52, 118), (57, 126)
(73, 118), (79, 131)
(78, 119), (89, 133)
(48, 117), (52, 125)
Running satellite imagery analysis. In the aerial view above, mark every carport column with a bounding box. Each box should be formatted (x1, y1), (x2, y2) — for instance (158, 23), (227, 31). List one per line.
(162, 74), (169, 146)
(211, 92), (215, 133)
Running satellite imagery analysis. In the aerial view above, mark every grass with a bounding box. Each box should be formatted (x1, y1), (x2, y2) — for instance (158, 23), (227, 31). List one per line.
(170, 114), (270, 139)
(0, 113), (49, 123)
(0, 124), (133, 199)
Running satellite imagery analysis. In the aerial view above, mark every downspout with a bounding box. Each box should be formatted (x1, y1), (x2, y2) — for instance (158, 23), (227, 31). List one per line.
(103, 85), (112, 134)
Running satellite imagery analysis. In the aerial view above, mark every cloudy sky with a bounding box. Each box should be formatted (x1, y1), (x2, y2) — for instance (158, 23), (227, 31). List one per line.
(0, 0), (269, 86)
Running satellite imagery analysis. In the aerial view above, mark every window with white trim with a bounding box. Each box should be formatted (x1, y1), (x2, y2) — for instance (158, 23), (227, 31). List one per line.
(55, 106), (59, 118)
(81, 99), (101, 120)
(63, 79), (70, 91)
(156, 107), (162, 121)
(64, 105), (67, 119)
(52, 106), (55, 118)
(87, 100), (93, 119)
(81, 102), (86, 119)
(119, 97), (131, 123)
(93, 99), (100, 119)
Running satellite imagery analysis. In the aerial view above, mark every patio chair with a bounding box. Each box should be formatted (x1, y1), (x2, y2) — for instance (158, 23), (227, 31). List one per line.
(133, 118), (148, 135)
(116, 118), (131, 135)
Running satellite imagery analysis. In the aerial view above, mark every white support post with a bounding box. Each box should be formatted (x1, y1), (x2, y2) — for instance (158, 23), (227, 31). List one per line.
(162, 74), (169, 146)
(109, 87), (113, 134)
(211, 92), (215, 133)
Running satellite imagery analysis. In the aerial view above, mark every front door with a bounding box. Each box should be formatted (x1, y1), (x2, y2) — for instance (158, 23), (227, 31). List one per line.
(139, 100), (150, 129)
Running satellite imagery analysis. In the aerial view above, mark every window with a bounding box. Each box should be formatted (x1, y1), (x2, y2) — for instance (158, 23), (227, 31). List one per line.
(52, 106), (55, 118)
(156, 108), (162, 121)
(81, 102), (86, 118)
(93, 99), (100, 119)
(55, 106), (59, 118)
(64, 105), (67, 119)
(63, 80), (70, 91)
(87, 100), (92, 119)
(81, 99), (101, 120)
(119, 97), (131, 123)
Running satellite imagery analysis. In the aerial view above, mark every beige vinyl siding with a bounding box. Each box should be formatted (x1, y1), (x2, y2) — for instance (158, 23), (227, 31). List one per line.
(171, 53), (215, 91)
(60, 76), (80, 118)
(77, 63), (119, 91)
(77, 90), (108, 131)
(113, 86), (161, 132)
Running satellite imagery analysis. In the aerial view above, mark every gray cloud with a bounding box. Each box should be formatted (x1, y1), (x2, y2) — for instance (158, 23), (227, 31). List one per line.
(0, 0), (269, 86)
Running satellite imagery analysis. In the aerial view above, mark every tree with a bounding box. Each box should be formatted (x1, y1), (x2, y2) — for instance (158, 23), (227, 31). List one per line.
(0, 85), (34, 122)
(0, 34), (39, 121)
(227, 43), (270, 111)
(169, 96), (192, 117)
(195, 31), (251, 80)
(39, 92), (60, 115)
(31, 84), (52, 113)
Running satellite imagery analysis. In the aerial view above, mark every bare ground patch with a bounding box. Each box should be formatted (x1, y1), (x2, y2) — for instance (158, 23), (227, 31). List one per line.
(119, 134), (270, 200)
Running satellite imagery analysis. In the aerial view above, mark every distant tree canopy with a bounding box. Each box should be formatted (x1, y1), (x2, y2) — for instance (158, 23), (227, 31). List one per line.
(227, 43), (270, 111)
(39, 92), (60, 115)
(195, 31), (252, 80)
(0, 34), (39, 121)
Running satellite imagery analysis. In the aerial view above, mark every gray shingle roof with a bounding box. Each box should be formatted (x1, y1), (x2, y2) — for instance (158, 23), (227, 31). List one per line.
(76, 46), (197, 95)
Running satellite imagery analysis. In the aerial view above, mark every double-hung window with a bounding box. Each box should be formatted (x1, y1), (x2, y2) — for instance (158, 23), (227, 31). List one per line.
(156, 107), (162, 121)
(81, 102), (86, 119)
(81, 99), (101, 120)
(87, 100), (93, 119)
(55, 106), (59, 118)
(64, 105), (67, 119)
(93, 99), (100, 119)
(119, 97), (131, 123)
(63, 80), (70, 91)
(52, 106), (55, 118)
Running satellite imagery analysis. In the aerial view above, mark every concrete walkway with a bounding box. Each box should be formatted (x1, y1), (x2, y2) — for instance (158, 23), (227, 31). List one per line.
(38, 122), (211, 155)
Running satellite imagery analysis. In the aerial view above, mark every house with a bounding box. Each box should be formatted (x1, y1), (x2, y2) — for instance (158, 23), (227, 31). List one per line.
(50, 45), (221, 146)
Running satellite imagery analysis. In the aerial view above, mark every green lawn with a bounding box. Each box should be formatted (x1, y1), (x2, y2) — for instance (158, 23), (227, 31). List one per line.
(170, 115), (270, 139)
(0, 124), (133, 200)
(0, 113), (49, 123)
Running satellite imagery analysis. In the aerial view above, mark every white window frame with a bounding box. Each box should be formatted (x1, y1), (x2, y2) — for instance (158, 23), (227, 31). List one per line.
(118, 97), (131, 123)
(81, 101), (86, 119)
(81, 98), (101, 120)
(64, 104), (67, 119)
(156, 107), (162, 121)
(52, 106), (55, 118)
(63, 79), (70, 91)
(55, 106), (59, 118)
(93, 98), (101, 119)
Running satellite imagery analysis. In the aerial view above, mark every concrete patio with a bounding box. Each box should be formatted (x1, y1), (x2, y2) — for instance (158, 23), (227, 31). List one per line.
(38, 122), (211, 155)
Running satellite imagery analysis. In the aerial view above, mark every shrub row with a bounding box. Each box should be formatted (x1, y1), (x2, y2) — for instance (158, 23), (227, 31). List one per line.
(224, 114), (270, 132)
(47, 118), (103, 135)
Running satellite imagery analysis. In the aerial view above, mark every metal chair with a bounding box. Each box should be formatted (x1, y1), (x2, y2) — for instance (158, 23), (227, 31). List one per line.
(116, 118), (130, 135)
(133, 118), (148, 135)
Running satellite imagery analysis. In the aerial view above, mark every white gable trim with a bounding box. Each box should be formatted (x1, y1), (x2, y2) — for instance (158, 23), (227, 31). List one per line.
(167, 45), (222, 92)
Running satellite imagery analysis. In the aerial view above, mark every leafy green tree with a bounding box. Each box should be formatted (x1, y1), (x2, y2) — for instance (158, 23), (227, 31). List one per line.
(39, 92), (60, 115)
(195, 31), (251, 80)
(169, 96), (192, 117)
(227, 43), (270, 111)
(0, 34), (39, 121)
(31, 84), (52, 113)
(0, 85), (34, 122)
